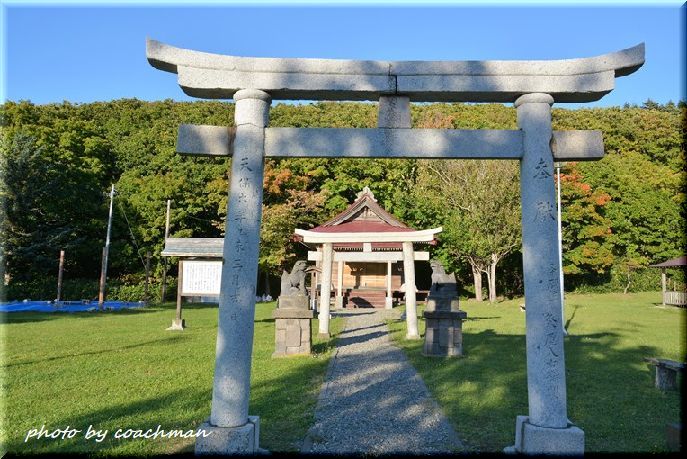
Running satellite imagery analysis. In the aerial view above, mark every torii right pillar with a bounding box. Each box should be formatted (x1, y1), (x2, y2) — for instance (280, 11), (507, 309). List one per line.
(506, 93), (584, 455)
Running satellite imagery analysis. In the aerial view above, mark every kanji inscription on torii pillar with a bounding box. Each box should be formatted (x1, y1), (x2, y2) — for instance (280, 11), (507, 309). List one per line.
(146, 39), (644, 455)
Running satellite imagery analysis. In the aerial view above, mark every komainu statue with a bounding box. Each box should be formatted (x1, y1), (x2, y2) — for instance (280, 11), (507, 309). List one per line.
(429, 259), (458, 297)
(274, 260), (313, 356)
(280, 260), (308, 296)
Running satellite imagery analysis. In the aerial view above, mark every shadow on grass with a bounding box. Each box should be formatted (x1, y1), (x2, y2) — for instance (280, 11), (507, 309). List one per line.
(249, 358), (337, 451)
(6, 301), (343, 455)
(0, 306), (164, 325)
(463, 316), (500, 321)
(13, 388), (210, 454)
(0, 302), (275, 325)
(330, 311), (376, 318)
(565, 304), (581, 330)
(177, 302), (276, 310)
(8, 305), (677, 454)
(3, 335), (187, 368)
(255, 318), (276, 324)
(388, 318), (680, 453)
(7, 336), (342, 455)
(311, 340), (337, 355)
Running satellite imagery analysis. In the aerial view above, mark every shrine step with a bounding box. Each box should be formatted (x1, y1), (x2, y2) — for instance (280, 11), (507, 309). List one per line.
(345, 290), (388, 309)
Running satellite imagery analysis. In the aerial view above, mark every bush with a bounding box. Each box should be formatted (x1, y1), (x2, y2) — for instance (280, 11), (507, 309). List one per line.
(568, 267), (664, 294)
(4, 278), (98, 301)
(3, 275), (178, 303)
(107, 273), (177, 303)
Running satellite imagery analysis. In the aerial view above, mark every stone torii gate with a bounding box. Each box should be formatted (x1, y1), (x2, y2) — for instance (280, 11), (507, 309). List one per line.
(146, 39), (644, 455)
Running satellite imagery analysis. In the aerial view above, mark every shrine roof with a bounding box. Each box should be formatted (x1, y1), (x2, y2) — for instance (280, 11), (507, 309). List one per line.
(296, 187), (440, 246)
(312, 186), (410, 232)
(311, 221), (415, 234)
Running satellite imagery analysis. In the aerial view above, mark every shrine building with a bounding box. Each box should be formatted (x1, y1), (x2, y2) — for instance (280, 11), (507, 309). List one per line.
(295, 187), (441, 309)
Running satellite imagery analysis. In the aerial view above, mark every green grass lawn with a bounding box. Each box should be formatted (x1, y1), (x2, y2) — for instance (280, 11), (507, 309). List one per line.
(3, 292), (683, 455)
(387, 291), (685, 453)
(1, 301), (342, 455)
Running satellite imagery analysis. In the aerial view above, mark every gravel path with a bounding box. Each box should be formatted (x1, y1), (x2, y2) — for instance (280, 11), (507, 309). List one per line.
(303, 309), (463, 454)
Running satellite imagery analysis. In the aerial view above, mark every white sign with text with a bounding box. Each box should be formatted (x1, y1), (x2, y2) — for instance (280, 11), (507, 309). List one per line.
(181, 260), (222, 296)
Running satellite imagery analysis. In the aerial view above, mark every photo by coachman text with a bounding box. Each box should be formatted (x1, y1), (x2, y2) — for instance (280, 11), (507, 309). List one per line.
(24, 425), (212, 442)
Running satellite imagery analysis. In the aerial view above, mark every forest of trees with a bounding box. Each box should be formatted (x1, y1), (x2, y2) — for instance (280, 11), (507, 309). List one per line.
(0, 99), (684, 301)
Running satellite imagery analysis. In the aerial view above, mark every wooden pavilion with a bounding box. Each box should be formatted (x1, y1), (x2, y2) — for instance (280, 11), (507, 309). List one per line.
(650, 255), (687, 306)
(295, 187), (441, 309)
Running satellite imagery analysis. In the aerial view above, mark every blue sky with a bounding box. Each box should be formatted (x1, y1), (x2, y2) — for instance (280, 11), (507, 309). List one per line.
(1, 1), (684, 108)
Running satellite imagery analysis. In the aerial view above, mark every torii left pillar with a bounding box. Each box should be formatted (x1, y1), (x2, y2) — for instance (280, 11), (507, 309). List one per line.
(195, 89), (270, 455)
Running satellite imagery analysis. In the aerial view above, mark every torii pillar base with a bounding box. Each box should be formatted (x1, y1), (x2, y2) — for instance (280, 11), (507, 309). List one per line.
(195, 416), (263, 455)
(504, 415), (584, 455)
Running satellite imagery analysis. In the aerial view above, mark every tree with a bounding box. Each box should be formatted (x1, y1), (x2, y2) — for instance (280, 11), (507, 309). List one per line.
(1, 98), (683, 299)
(408, 106), (520, 302)
(259, 189), (327, 275)
(1, 131), (106, 280)
(580, 151), (684, 267)
(559, 163), (614, 277)
(414, 159), (521, 302)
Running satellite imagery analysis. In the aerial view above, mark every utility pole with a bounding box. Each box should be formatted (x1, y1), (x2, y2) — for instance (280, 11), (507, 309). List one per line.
(160, 199), (171, 302)
(57, 250), (65, 302)
(556, 164), (567, 335)
(98, 184), (115, 309)
(145, 250), (151, 302)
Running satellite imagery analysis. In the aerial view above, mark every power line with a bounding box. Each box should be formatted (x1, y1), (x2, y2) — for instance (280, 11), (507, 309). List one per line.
(116, 199), (147, 271)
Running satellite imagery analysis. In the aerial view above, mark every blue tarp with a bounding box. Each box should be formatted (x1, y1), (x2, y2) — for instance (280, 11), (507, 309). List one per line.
(0, 300), (146, 313)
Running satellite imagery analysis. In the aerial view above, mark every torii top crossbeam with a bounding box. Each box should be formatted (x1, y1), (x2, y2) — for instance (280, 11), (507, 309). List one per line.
(147, 39), (644, 103)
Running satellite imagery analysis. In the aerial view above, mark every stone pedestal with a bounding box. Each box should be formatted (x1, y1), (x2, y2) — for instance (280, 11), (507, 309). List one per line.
(278, 294), (309, 310)
(666, 422), (682, 450)
(273, 306), (314, 357)
(335, 295), (344, 309)
(385, 296), (394, 309)
(195, 416), (261, 455)
(656, 365), (677, 391)
(648, 359), (683, 391)
(166, 318), (185, 330)
(423, 309), (467, 357)
(504, 415), (584, 455)
(423, 294), (466, 357)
